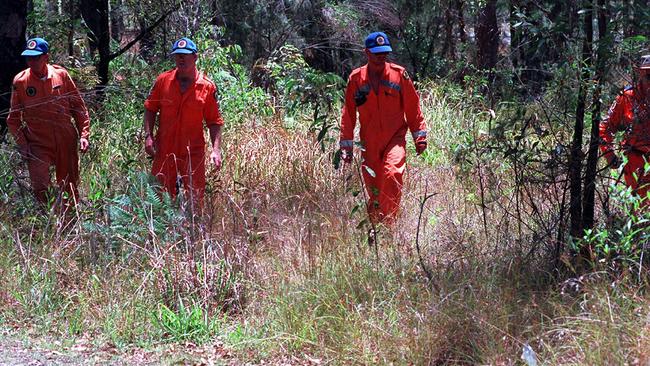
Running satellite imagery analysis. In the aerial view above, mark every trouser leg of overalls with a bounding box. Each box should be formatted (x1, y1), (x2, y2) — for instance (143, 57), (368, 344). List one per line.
(362, 136), (406, 225)
(27, 144), (54, 204)
(623, 151), (650, 199)
(153, 152), (206, 211)
(153, 153), (179, 197)
(54, 141), (80, 204)
(180, 152), (206, 213)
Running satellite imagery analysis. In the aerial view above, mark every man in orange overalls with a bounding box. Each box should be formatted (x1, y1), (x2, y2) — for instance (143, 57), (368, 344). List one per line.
(6, 37), (91, 205)
(340, 32), (427, 225)
(600, 55), (650, 198)
(144, 37), (224, 209)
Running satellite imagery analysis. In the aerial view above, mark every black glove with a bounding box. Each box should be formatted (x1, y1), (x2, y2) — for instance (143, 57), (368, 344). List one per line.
(354, 88), (369, 107)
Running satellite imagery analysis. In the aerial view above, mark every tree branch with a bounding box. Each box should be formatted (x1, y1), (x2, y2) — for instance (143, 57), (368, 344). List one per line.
(108, 6), (178, 62)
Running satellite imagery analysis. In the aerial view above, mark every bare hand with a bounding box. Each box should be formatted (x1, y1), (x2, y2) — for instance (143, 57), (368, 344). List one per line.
(145, 135), (156, 157)
(79, 137), (90, 153)
(210, 149), (222, 170)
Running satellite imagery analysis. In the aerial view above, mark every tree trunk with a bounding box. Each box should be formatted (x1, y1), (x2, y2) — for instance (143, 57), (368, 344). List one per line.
(0, 0), (28, 137)
(582, 0), (609, 231)
(476, 0), (498, 76)
(509, 0), (520, 76)
(442, 0), (455, 60)
(66, 0), (77, 57)
(110, 0), (124, 43)
(456, 0), (466, 44)
(568, 1), (593, 239)
(81, 0), (110, 87)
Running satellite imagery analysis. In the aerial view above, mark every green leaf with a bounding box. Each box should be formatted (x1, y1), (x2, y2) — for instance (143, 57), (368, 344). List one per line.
(317, 123), (330, 143)
(333, 149), (342, 170)
(350, 203), (361, 217)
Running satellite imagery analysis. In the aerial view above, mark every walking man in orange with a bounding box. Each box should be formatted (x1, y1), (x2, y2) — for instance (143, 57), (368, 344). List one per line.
(339, 32), (427, 224)
(600, 55), (650, 199)
(6, 37), (90, 205)
(144, 37), (224, 210)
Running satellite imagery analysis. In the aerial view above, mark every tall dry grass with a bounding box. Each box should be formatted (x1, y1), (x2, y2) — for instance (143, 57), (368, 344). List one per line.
(0, 74), (649, 365)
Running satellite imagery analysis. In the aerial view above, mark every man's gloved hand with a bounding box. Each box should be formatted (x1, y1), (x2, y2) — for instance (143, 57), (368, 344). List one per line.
(415, 136), (427, 155)
(341, 147), (353, 163)
(354, 89), (369, 107)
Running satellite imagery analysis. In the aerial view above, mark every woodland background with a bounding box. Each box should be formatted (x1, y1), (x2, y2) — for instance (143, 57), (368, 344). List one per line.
(0, 0), (650, 364)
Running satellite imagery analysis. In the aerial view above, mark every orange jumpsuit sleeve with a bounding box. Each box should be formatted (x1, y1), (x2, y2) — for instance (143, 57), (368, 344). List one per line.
(599, 93), (626, 160)
(6, 75), (26, 147)
(144, 76), (163, 113)
(63, 71), (91, 140)
(400, 72), (427, 141)
(204, 83), (224, 127)
(339, 75), (358, 149)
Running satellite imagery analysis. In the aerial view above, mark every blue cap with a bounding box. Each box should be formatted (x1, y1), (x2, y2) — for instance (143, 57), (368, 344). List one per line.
(171, 37), (197, 54)
(365, 32), (392, 53)
(22, 38), (49, 56)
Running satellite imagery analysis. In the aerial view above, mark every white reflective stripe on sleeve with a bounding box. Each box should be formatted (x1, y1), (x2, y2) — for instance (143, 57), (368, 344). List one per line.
(340, 140), (354, 148)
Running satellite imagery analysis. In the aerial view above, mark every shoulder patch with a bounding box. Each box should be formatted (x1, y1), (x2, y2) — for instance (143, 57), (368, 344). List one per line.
(403, 70), (410, 80)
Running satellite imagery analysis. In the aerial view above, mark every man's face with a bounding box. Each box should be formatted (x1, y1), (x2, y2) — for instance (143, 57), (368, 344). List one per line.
(174, 53), (197, 73)
(26, 54), (48, 74)
(365, 49), (389, 68)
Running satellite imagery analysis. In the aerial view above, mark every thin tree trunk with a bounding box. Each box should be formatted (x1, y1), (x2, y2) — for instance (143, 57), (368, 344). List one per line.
(476, 0), (498, 77)
(110, 0), (124, 43)
(582, 0), (608, 231)
(0, 0), (28, 137)
(67, 0), (76, 57)
(97, 0), (111, 87)
(568, 1), (593, 239)
(442, 0), (455, 60)
(456, 0), (466, 44)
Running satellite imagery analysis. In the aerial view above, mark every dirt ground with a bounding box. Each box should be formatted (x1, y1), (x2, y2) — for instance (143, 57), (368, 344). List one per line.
(0, 327), (235, 366)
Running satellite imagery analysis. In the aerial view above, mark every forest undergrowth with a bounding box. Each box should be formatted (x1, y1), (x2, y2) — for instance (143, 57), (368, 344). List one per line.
(0, 53), (649, 365)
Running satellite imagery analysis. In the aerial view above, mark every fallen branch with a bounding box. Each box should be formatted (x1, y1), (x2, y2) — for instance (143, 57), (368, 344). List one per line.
(415, 183), (438, 290)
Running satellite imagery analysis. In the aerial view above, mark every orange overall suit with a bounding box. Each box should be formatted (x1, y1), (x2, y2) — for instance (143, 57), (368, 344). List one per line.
(600, 87), (650, 197)
(340, 63), (427, 223)
(6, 64), (90, 203)
(144, 69), (223, 203)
